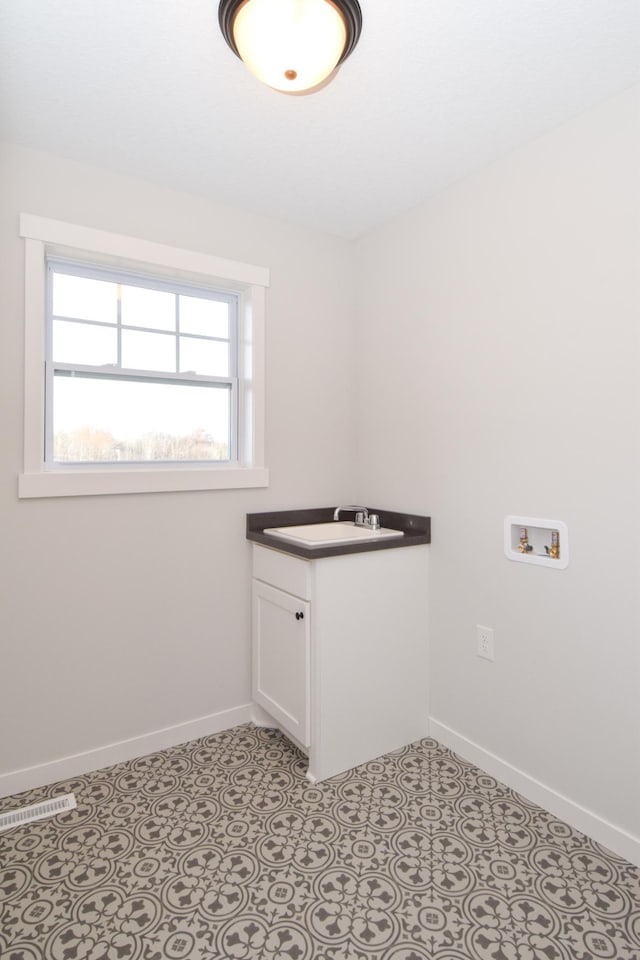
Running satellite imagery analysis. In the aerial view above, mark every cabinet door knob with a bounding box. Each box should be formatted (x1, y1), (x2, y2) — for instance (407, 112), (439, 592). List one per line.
(295, 611), (304, 621)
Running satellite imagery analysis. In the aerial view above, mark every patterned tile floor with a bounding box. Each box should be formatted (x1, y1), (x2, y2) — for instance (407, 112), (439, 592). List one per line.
(1, 724), (638, 960)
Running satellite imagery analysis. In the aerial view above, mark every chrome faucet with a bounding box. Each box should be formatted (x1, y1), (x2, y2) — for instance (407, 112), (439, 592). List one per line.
(333, 505), (380, 530)
(334, 504), (368, 523)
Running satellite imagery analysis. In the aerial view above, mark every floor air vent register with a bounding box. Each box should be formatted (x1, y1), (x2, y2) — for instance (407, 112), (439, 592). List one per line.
(0, 792), (76, 831)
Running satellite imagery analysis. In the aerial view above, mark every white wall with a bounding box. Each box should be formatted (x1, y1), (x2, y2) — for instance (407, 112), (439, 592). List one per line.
(2, 87), (638, 862)
(0, 142), (357, 786)
(355, 86), (640, 847)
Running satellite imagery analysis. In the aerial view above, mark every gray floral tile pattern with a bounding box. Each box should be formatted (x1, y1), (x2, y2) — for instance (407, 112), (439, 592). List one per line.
(0, 724), (638, 959)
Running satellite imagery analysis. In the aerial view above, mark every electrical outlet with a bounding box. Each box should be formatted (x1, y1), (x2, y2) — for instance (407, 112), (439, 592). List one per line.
(477, 625), (494, 661)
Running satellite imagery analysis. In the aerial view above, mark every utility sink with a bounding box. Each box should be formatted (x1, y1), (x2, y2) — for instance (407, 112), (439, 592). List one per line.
(263, 521), (404, 548)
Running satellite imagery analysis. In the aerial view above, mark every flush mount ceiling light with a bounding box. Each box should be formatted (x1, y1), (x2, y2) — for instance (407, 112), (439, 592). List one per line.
(218, 0), (362, 93)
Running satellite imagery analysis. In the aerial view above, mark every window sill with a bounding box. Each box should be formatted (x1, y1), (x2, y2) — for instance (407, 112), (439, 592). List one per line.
(18, 465), (269, 498)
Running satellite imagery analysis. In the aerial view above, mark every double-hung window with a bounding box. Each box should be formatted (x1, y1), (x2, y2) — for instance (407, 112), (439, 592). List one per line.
(47, 261), (237, 466)
(19, 215), (269, 497)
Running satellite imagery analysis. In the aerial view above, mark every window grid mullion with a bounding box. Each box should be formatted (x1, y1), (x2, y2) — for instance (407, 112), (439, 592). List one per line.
(229, 298), (238, 459)
(175, 293), (180, 374)
(44, 264), (55, 463)
(52, 314), (229, 345)
(50, 361), (233, 387)
(116, 283), (122, 367)
(229, 297), (237, 378)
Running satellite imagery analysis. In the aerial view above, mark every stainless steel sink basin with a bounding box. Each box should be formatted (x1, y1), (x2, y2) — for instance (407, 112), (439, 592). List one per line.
(263, 521), (404, 547)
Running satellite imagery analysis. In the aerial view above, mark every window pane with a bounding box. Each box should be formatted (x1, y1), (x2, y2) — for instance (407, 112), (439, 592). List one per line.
(121, 284), (175, 331)
(52, 374), (230, 462)
(52, 320), (117, 365)
(179, 337), (229, 376)
(52, 273), (117, 324)
(122, 329), (176, 372)
(179, 295), (229, 338)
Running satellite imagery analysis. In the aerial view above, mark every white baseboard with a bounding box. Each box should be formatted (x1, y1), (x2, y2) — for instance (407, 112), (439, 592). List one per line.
(5, 707), (637, 868)
(250, 703), (280, 728)
(429, 717), (640, 868)
(0, 704), (254, 800)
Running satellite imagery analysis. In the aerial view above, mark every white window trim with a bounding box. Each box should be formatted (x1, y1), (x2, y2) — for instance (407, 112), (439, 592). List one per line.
(19, 214), (269, 498)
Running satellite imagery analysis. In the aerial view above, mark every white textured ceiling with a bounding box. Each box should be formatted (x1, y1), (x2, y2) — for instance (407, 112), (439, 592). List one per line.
(1, 0), (639, 238)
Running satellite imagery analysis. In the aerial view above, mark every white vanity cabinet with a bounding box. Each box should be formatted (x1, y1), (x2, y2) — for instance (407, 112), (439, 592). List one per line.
(252, 540), (429, 782)
(252, 549), (311, 747)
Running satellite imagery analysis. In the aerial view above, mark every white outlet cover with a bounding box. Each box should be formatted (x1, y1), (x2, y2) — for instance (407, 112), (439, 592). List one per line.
(477, 625), (495, 661)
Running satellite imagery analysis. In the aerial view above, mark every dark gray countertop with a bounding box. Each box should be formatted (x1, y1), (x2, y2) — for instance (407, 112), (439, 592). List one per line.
(246, 507), (431, 559)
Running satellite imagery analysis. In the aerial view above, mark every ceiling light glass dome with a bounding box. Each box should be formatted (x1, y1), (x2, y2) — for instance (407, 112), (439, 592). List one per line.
(219, 0), (362, 93)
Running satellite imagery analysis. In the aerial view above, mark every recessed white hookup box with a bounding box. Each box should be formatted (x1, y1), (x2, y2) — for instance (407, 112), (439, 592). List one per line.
(505, 516), (569, 570)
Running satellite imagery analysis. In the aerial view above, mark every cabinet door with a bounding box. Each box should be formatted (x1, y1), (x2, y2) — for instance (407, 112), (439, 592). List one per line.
(252, 580), (310, 747)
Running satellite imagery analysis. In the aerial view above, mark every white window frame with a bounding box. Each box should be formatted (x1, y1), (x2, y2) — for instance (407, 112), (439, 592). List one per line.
(19, 214), (269, 498)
